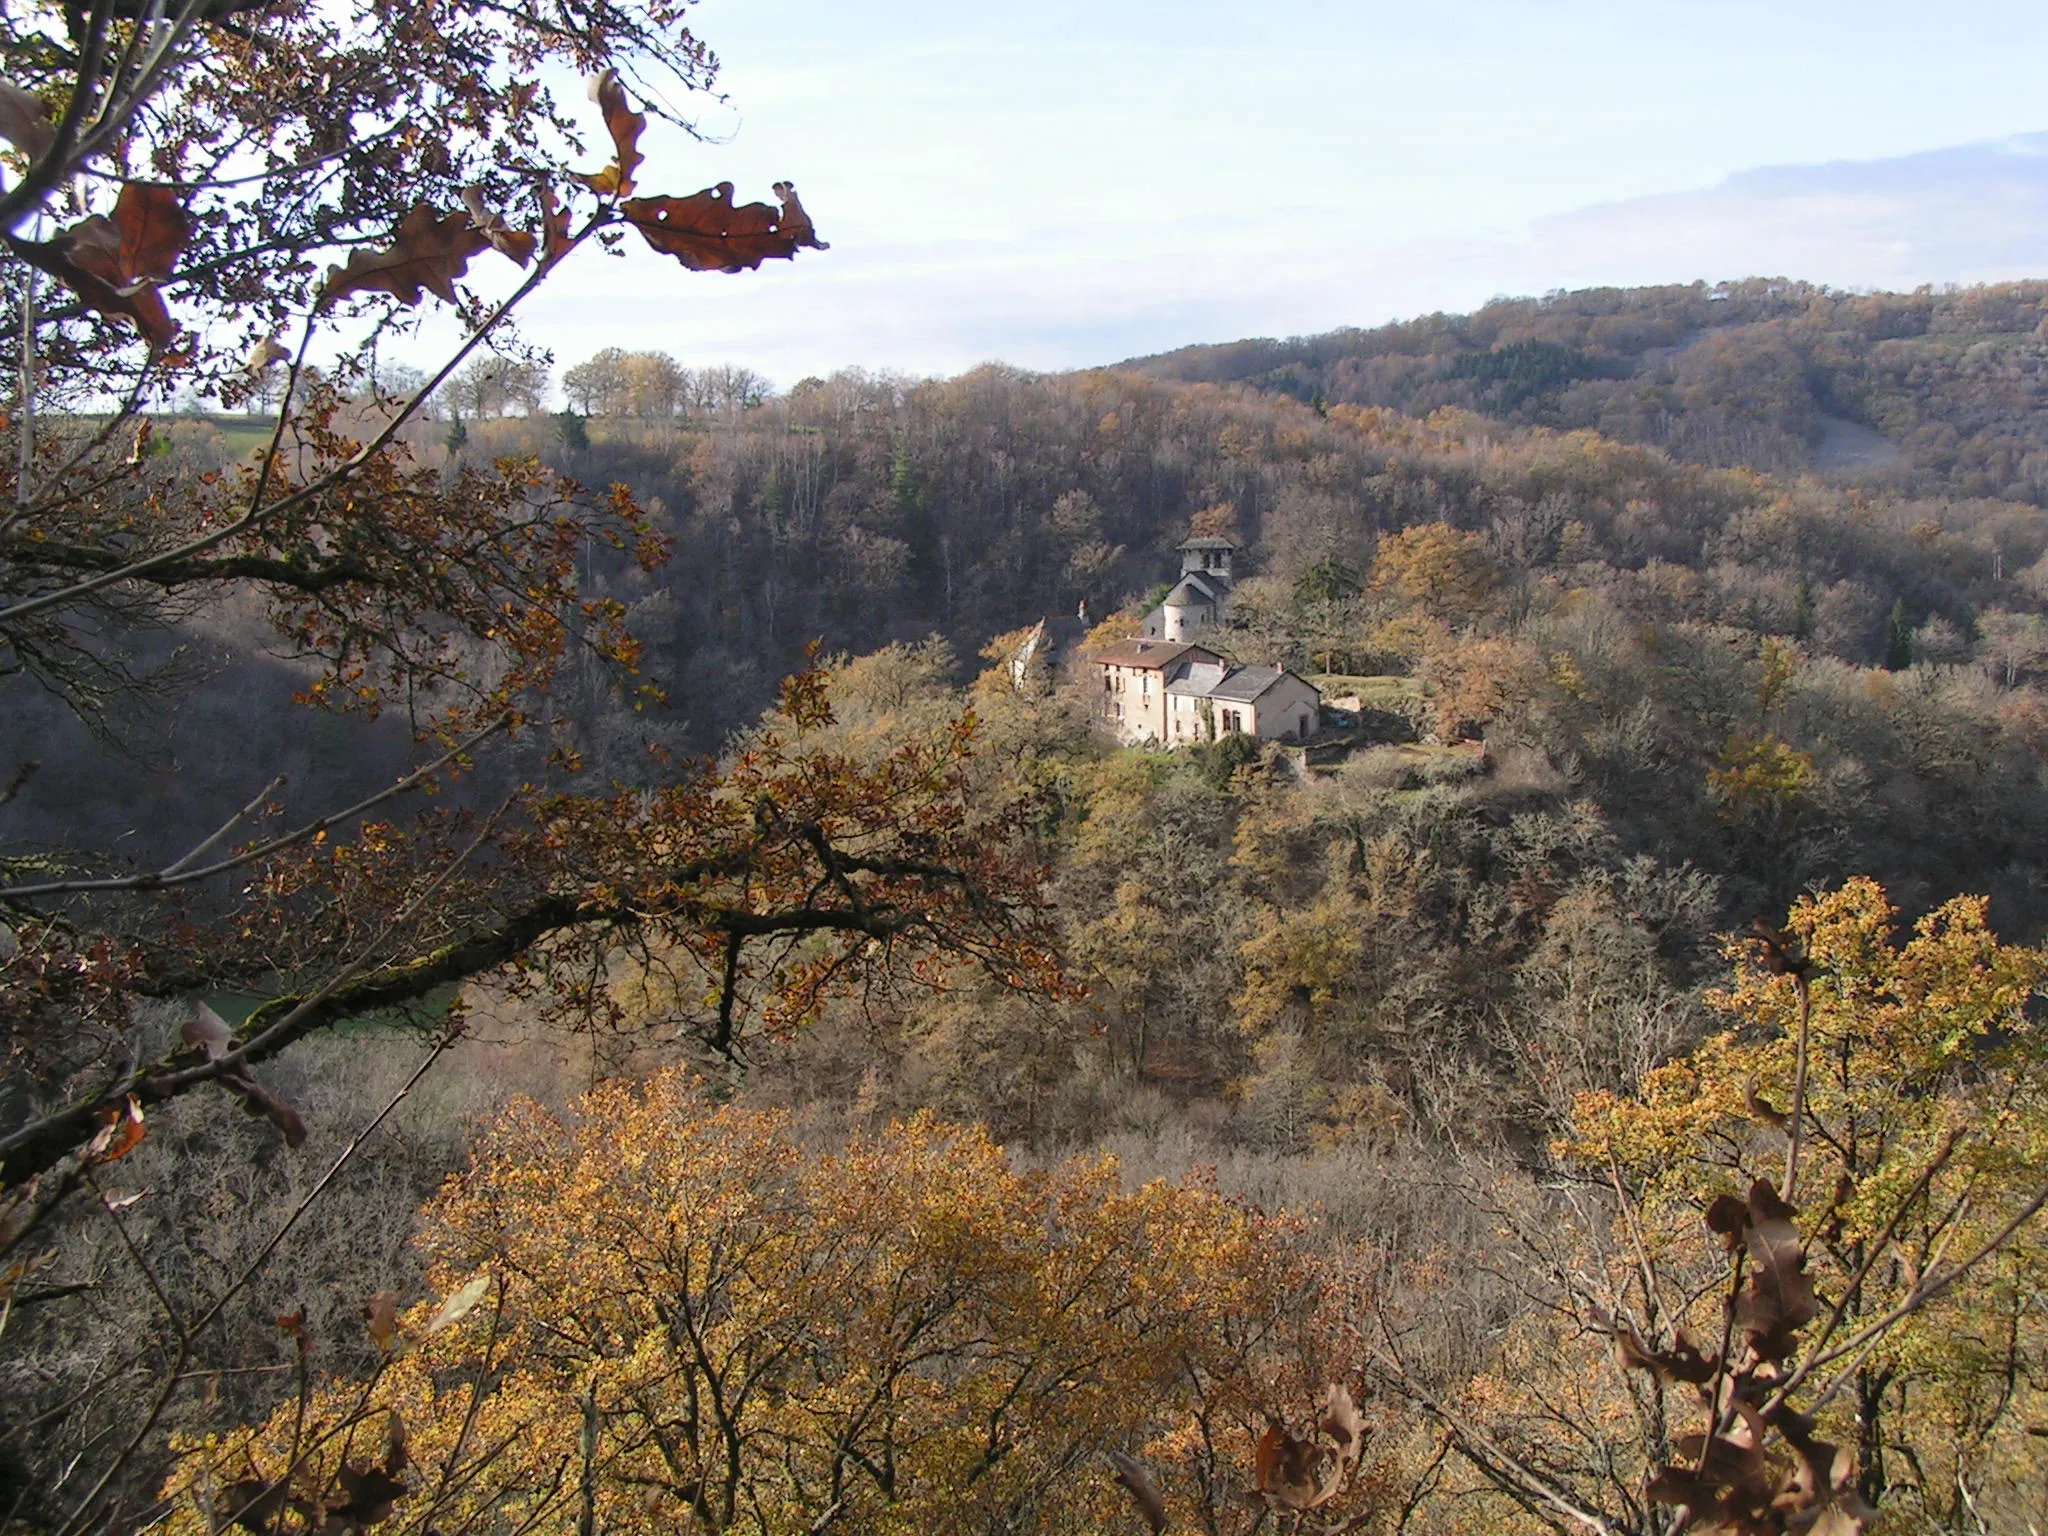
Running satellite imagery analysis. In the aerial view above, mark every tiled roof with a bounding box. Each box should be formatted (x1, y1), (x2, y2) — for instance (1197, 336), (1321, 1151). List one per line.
(1206, 665), (1289, 703)
(1089, 639), (1218, 669)
(1177, 536), (1239, 551)
(1165, 662), (1229, 696)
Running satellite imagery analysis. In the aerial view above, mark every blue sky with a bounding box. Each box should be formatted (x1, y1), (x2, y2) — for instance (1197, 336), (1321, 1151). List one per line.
(513, 0), (2048, 385)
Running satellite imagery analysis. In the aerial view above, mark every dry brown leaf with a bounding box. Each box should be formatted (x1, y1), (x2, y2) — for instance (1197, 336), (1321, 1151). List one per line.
(538, 181), (572, 264)
(1107, 1450), (1166, 1533)
(223, 1478), (287, 1536)
(245, 336), (290, 374)
(14, 235), (181, 351)
(320, 205), (491, 307)
(1612, 1323), (1717, 1385)
(1317, 1382), (1367, 1470)
(330, 1462), (406, 1525)
(86, 1095), (144, 1165)
(0, 79), (54, 160)
(460, 186), (537, 268)
(184, 1001), (235, 1058)
(621, 180), (828, 273)
(185, 1002), (308, 1145)
(365, 1288), (401, 1354)
(231, 1077), (308, 1146)
(108, 182), (191, 285)
(577, 68), (646, 196)
(1704, 1191), (1750, 1250)
(424, 1272), (490, 1334)
(1740, 1177), (1816, 1362)
(1742, 1073), (1789, 1130)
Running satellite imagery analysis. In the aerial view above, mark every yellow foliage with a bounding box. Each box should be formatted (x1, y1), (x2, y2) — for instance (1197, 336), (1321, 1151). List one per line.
(1562, 878), (2048, 1527)
(162, 1071), (1373, 1536)
(1705, 729), (1816, 821)
(1368, 523), (1497, 623)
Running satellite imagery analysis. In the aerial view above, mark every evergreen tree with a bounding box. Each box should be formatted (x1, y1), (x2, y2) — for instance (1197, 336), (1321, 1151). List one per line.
(1883, 598), (1914, 670)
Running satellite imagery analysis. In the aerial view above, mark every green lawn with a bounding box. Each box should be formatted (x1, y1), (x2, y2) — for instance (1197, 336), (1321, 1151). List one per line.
(1308, 673), (1424, 708)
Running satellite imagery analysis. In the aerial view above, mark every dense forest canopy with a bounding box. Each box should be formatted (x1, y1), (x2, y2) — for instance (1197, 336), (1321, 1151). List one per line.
(1124, 278), (2048, 500)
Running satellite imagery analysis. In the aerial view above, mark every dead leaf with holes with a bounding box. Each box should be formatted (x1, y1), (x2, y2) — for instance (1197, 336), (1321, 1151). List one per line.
(621, 180), (827, 273)
(320, 205), (492, 307)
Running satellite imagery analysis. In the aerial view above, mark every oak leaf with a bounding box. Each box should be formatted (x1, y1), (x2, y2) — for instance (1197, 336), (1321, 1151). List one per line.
(621, 180), (828, 273)
(577, 68), (645, 196)
(538, 181), (572, 264)
(1738, 1177), (1815, 1362)
(320, 205), (492, 307)
(39, 182), (190, 353)
(365, 1288), (400, 1354)
(461, 186), (536, 268)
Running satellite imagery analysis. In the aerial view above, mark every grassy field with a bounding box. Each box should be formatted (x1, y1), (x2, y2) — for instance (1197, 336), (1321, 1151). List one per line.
(1307, 673), (1424, 708)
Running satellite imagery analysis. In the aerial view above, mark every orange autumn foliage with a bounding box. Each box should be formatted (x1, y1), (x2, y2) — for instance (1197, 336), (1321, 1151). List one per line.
(163, 1071), (1379, 1536)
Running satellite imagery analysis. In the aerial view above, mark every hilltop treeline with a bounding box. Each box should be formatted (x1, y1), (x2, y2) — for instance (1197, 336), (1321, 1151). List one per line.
(1126, 277), (2048, 498)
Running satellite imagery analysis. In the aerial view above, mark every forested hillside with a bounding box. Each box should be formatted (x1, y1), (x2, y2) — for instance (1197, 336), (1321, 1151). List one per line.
(1126, 278), (2048, 497)
(367, 344), (2048, 933)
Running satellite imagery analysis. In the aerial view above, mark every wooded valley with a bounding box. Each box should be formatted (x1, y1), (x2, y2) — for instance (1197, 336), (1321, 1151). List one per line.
(5, 1), (2048, 1532)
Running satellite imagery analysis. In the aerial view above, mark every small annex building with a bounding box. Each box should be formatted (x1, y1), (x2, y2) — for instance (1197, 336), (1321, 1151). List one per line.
(1165, 663), (1320, 747)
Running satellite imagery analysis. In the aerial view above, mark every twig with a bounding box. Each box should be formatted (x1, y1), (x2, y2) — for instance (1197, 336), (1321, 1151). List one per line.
(1781, 972), (1812, 1202)
(55, 1030), (458, 1535)
(0, 228), (579, 629)
(0, 714), (509, 899)
(1763, 1169), (2048, 1417)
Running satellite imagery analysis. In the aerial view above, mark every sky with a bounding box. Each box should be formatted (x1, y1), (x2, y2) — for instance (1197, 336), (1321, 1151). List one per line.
(510, 0), (2048, 387)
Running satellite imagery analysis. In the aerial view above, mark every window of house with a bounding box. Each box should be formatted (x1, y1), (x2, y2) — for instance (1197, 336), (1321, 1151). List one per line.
(1102, 672), (1112, 693)
(1140, 674), (1150, 697)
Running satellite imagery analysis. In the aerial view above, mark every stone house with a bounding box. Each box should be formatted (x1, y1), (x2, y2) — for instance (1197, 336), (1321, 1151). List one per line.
(1086, 531), (1323, 748)
(1164, 663), (1321, 746)
(1093, 639), (1224, 744)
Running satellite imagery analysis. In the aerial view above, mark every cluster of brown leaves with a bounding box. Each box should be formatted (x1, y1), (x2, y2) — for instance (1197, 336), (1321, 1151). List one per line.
(12, 181), (192, 354)
(223, 1411), (409, 1536)
(1613, 1180), (1875, 1536)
